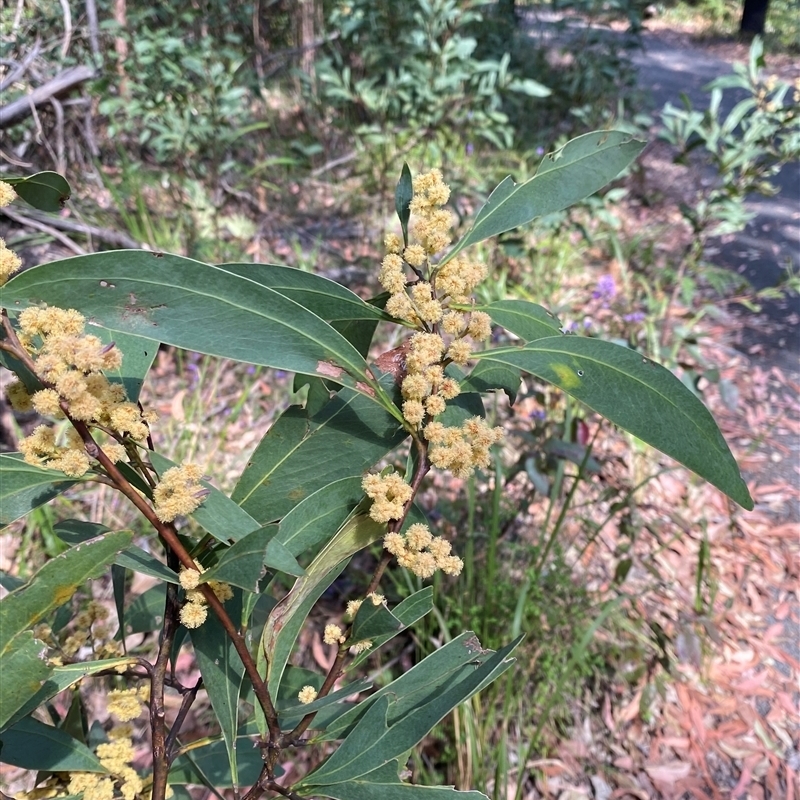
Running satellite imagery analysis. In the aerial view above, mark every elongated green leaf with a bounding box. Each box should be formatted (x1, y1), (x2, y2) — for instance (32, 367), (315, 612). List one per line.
(278, 676), (373, 721)
(321, 631), (497, 742)
(169, 737), (265, 785)
(476, 337), (752, 508)
(218, 263), (387, 323)
(482, 299), (562, 341)
(149, 452), (261, 542)
(277, 477), (365, 557)
(2, 656), (132, 733)
(0, 252), (374, 390)
(262, 514), (385, 702)
(304, 761), (489, 800)
(190, 590), (246, 788)
(460, 361), (520, 401)
(95, 329), (158, 403)
(0, 716), (105, 772)
(302, 637), (520, 786)
(348, 587), (434, 670)
(201, 525), (302, 592)
(6, 171), (71, 211)
(0, 453), (84, 528)
(54, 520), (178, 583)
(233, 388), (406, 524)
(0, 633), (52, 731)
(0, 530), (132, 656)
(351, 600), (403, 643)
(121, 584), (166, 636)
(395, 163), (413, 245)
(441, 132), (645, 265)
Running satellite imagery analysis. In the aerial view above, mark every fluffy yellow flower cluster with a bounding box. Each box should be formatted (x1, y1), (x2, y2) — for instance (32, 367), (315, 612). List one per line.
(65, 686), (149, 800)
(153, 463), (208, 523)
(177, 562), (233, 629)
(379, 169), (494, 439)
(384, 523), (463, 579)
(323, 623), (346, 646)
(298, 685), (318, 704)
(424, 416), (503, 479)
(9, 307), (155, 477)
(361, 471), (413, 523)
(0, 181), (22, 286)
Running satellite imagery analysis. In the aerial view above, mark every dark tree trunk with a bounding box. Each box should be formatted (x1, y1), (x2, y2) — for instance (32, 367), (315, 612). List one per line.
(740, 0), (770, 37)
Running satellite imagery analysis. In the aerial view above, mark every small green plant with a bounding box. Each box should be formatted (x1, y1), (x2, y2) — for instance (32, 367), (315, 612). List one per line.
(0, 133), (752, 799)
(657, 37), (799, 347)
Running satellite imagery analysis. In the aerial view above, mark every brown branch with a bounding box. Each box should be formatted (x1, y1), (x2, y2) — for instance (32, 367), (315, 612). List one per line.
(151, 553), (181, 800)
(1, 206), (142, 250)
(165, 677), (203, 762)
(0, 206), (85, 255)
(0, 65), (95, 129)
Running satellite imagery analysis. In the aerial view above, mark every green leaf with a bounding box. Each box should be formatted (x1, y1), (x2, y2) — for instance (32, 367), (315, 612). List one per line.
(6, 172), (71, 211)
(0, 716), (105, 772)
(0, 632), (52, 731)
(303, 761), (489, 799)
(277, 476), (365, 558)
(201, 525), (302, 592)
(350, 600), (403, 643)
(0, 252), (377, 394)
(0, 530), (132, 657)
(441, 132), (645, 266)
(301, 636), (520, 786)
(149, 452), (262, 543)
(262, 514), (385, 703)
(395, 163), (413, 245)
(54, 520), (179, 584)
(218, 263), (388, 324)
(320, 632), (502, 742)
(277, 675), (373, 723)
(0, 453), (84, 528)
(460, 361), (520, 402)
(482, 299), (562, 341)
(233, 387), (406, 524)
(169, 737), (266, 786)
(95, 329), (158, 403)
(476, 337), (752, 508)
(122, 584), (166, 636)
(347, 587), (434, 670)
(190, 591), (247, 788)
(2, 656), (132, 733)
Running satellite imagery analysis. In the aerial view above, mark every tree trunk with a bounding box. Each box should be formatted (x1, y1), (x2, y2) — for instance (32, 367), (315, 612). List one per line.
(740, 0), (770, 37)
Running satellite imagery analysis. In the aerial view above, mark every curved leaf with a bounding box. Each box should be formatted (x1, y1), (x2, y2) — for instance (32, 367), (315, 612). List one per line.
(0, 530), (132, 656)
(233, 388), (406, 525)
(262, 514), (385, 702)
(0, 716), (105, 772)
(0, 252), (374, 390)
(482, 299), (562, 341)
(441, 132), (645, 265)
(6, 172), (71, 211)
(303, 761), (489, 799)
(475, 336), (752, 508)
(2, 656), (132, 733)
(0, 632), (52, 731)
(0, 453), (84, 528)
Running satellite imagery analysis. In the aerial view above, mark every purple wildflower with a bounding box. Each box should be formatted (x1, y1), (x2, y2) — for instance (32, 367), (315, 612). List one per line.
(623, 311), (646, 323)
(592, 274), (617, 303)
